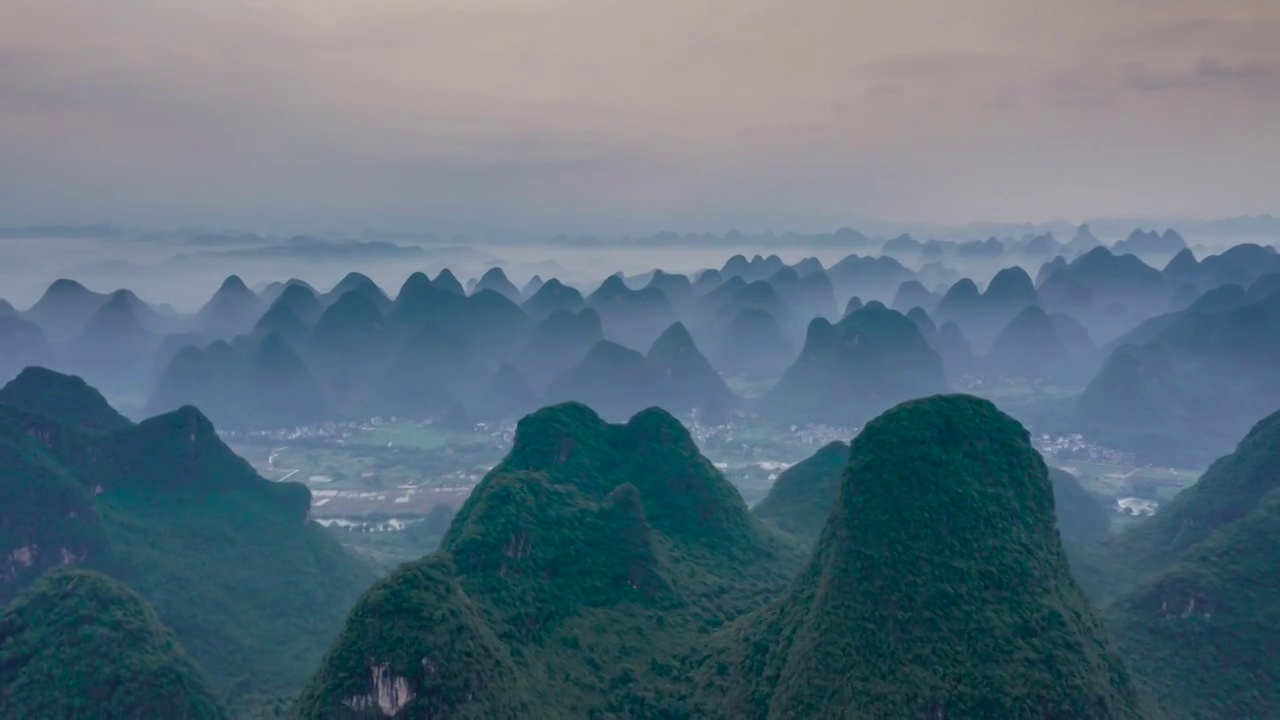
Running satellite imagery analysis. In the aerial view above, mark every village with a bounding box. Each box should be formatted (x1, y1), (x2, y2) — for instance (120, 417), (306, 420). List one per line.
(226, 414), (1201, 544)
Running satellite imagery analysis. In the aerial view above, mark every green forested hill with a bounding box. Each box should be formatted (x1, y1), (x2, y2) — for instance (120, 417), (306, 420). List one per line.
(1099, 407), (1280, 718)
(15, 366), (1279, 718)
(696, 395), (1146, 719)
(0, 369), (373, 711)
(0, 365), (131, 431)
(294, 555), (531, 720)
(750, 440), (849, 546)
(298, 402), (803, 718)
(301, 397), (1153, 719)
(750, 443), (1112, 559)
(1048, 467), (1115, 599)
(1098, 406), (1280, 602)
(0, 406), (111, 603)
(0, 569), (226, 719)
(1108, 494), (1280, 719)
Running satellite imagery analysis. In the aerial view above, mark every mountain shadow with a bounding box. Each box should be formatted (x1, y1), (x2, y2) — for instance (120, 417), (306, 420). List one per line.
(766, 266), (838, 322)
(148, 332), (328, 430)
(1038, 247), (1170, 343)
(982, 304), (1097, 382)
(644, 270), (695, 311)
(322, 272), (392, 313)
(478, 362), (540, 421)
(825, 254), (914, 306)
(934, 268), (1039, 352)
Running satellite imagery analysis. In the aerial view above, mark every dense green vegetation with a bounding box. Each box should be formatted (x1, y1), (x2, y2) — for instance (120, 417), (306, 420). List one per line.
(4, 357), (1278, 718)
(0, 405), (111, 603)
(0, 569), (226, 719)
(695, 395), (1145, 718)
(1096, 406), (1280, 602)
(750, 444), (1112, 558)
(301, 397), (1163, 719)
(0, 369), (374, 713)
(1047, 467), (1116, 601)
(0, 365), (130, 431)
(299, 402), (802, 718)
(1088, 407), (1280, 717)
(1049, 468), (1113, 547)
(750, 440), (848, 547)
(295, 555), (529, 719)
(1108, 495), (1280, 719)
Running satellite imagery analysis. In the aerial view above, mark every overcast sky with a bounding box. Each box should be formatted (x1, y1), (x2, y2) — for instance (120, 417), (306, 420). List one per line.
(3, 0), (1278, 234)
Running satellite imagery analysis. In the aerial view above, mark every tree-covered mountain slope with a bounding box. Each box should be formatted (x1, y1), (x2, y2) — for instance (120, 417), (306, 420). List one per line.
(0, 368), (373, 707)
(694, 395), (1146, 719)
(295, 555), (529, 720)
(0, 365), (131, 431)
(1050, 467), (1112, 548)
(298, 402), (802, 719)
(1093, 407), (1280, 717)
(1097, 406), (1280, 601)
(1107, 492), (1280, 720)
(0, 569), (226, 720)
(750, 440), (849, 547)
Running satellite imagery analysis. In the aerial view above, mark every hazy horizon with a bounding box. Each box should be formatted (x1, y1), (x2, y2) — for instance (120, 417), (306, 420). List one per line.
(6, 4), (1280, 719)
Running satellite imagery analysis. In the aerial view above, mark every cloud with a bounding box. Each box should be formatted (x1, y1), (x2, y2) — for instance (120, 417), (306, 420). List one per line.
(1119, 57), (1280, 93)
(1, 0), (1279, 231)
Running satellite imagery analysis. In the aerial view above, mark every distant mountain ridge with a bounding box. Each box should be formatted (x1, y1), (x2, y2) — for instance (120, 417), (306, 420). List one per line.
(769, 302), (946, 426)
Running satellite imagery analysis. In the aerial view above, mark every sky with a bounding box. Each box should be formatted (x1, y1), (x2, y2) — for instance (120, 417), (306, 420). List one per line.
(3, 0), (1279, 234)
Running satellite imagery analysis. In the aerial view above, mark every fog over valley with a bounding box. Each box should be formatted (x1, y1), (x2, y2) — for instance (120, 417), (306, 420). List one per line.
(1, 218), (1275, 310)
